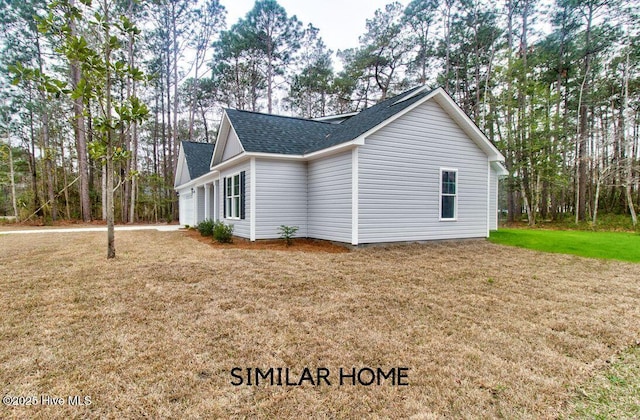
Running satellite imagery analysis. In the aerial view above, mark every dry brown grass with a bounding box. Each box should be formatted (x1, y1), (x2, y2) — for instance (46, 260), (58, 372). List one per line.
(0, 230), (638, 419)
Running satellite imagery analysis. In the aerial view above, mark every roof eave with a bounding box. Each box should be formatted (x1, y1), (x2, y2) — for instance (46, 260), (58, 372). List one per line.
(210, 152), (253, 172)
(304, 137), (364, 159)
(209, 138), (365, 168)
(491, 161), (509, 176)
(174, 169), (219, 191)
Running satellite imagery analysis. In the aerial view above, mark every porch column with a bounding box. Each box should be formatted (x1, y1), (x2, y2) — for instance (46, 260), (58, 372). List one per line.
(193, 187), (199, 226)
(213, 180), (219, 221)
(204, 182), (211, 221)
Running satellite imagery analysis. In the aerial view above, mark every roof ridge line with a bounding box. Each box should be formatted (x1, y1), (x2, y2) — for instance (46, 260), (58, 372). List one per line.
(182, 140), (214, 145)
(225, 108), (336, 125)
(392, 85), (430, 105)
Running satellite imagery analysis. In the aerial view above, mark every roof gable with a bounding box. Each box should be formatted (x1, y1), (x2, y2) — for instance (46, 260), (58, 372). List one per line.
(429, 90), (504, 161)
(181, 141), (214, 179)
(174, 146), (189, 187)
(221, 128), (244, 161)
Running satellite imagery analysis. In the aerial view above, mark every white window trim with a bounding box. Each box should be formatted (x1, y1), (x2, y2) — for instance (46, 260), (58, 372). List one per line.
(439, 168), (458, 221)
(225, 172), (241, 220)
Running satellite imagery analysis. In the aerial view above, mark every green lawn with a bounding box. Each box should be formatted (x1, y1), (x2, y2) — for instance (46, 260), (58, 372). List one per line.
(489, 228), (640, 263)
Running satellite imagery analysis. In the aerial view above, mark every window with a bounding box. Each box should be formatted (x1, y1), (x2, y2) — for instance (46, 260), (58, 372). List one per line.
(440, 169), (457, 220)
(224, 172), (244, 219)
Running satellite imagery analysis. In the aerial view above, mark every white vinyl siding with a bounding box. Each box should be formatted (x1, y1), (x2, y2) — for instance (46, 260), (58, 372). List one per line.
(358, 99), (488, 243)
(222, 129), (243, 161)
(177, 164), (190, 186)
(489, 165), (498, 230)
(308, 151), (352, 242)
(254, 159), (308, 239)
(175, 147), (191, 187)
(219, 160), (250, 238)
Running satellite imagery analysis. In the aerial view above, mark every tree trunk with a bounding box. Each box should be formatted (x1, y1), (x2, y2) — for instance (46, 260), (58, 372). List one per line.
(172, 5), (179, 167)
(35, 35), (57, 221)
(443, 0), (453, 92)
(74, 87), (91, 222)
(103, 0), (115, 258)
(623, 44), (638, 226)
(165, 38), (176, 221)
(160, 69), (168, 220)
(153, 92), (159, 176)
(576, 4), (594, 223)
(520, 177), (535, 226)
(42, 108), (56, 221)
(267, 38), (273, 113)
(121, 89), (129, 224)
(69, 0), (91, 222)
(505, 0), (517, 223)
(61, 141), (71, 219)
(126, 0), (138, 223)
(28, 102), (42, 216)
(102, 159), (107, 220)
(188, 34), (205, 140)
(518, 0), (533, 226)
(593, 171), (601, 225)
(129, 120), (138, 223)
(106, 147), (115, 258)
(201, 106), (209, 143)
(8, 145), (18, 220)
(87, 99), (96, 219)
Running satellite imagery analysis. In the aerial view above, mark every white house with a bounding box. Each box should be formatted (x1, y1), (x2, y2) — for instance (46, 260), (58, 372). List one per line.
(175, 86), (507, 245)
(174, 141), (215, 227)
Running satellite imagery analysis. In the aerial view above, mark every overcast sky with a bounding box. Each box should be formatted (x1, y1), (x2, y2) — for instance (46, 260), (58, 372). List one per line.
(219, 0), (410, 54)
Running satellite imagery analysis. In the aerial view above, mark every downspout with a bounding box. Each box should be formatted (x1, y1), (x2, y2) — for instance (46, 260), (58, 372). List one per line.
(250, 157), (256, 241)
(351, 148), (359, 245)
(486, 159), (491, 237)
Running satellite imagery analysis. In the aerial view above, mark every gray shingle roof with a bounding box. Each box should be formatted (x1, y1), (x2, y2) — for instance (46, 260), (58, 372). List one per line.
(224, 86), (433, 156)
(224, 109), (336, 155)
(182, 141), (214, 179)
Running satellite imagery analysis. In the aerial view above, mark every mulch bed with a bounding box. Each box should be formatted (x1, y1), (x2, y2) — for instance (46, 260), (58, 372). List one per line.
(184, 228), (351, 253)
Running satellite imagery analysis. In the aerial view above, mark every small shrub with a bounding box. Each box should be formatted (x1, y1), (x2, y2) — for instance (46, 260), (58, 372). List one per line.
(278, 225), (299, 246)
(197, 219), (215, 237)
(0, 216), (17, 225)
(213, 221), (234, 243)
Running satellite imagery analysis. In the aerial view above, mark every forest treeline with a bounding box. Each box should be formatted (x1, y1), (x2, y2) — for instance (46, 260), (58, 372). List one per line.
(0, 0), (638, 227)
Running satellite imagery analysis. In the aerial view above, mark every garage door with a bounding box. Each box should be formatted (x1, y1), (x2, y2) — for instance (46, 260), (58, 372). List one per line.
(180, 192), (194, 226)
